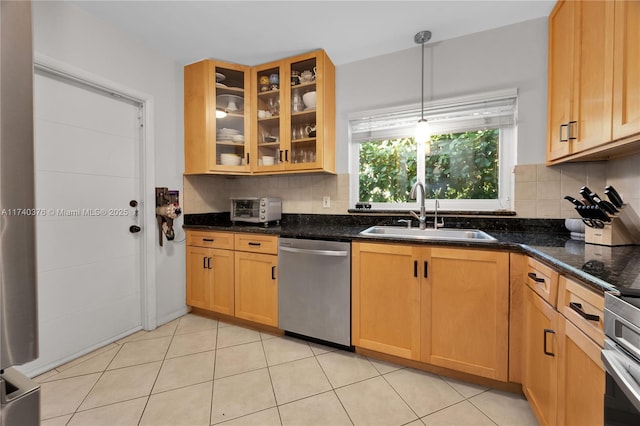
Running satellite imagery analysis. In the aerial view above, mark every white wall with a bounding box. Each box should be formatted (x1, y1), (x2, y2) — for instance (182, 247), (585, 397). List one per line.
(183, 18), (550, 215)
(335, 17), (549, 171)
(32, 1), (186, 331)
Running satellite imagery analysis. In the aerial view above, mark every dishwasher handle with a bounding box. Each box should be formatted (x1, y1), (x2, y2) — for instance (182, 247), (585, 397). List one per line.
(279, 245), (348, 257)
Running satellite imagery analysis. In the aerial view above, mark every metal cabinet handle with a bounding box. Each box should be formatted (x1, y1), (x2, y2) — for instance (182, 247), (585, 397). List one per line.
(279, 246), (347, 257)
(248, 242), (261, 246)
(560, 124), (569, 142)
(279, 150), (283, 162)
(412, 260), (428, 278)
(569, 302), (600, 322)
(246, 153), (250, 165)
(203, 238), (214, 242)
(568, 120), (577, 140)
(271, 265), (276, 280)
(202, 257), (212, 269)
(285, 150), (289, 162)
(543, 329), (555, 356)
(527, 272), (545, 283)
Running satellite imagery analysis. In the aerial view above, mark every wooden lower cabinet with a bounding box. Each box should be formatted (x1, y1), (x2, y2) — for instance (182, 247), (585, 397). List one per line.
(352, 242), (509, 381)
(522, 268), (606, 426)
(186, 245), (234, 315)
(185, 230), (278, 325)
(352, 242), (421, 360)
(234, 251), (278, 327)
(423, 247), (509, 381)
(523, 285), (559, 426)
(557, 317), (605, 426)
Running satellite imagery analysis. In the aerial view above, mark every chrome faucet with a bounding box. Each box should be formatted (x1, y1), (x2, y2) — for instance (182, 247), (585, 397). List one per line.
(433, 199), (444, 229)
(410, 182), (427, 230)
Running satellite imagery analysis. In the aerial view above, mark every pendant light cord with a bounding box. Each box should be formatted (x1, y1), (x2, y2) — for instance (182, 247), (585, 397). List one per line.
(421, 40), (425, 121)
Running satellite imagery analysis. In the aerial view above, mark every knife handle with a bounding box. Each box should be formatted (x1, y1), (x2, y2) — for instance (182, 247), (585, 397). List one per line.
(580, 187), (596, 206)
(564, 195), (583, 207)
(598, 199), (618, 215)
(605, 186), (624, 208)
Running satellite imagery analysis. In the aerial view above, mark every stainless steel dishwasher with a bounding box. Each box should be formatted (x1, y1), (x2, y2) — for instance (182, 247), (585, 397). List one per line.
(278, 238), (352, 348)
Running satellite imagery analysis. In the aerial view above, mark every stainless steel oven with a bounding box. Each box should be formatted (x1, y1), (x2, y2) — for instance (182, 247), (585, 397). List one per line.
(602, 292), (640, 425)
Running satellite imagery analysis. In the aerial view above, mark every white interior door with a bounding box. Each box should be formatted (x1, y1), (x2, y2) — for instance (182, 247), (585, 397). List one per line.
(31, 70), (143, 372)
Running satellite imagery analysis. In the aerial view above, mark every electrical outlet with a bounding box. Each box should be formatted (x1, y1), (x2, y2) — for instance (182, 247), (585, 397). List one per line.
(322, 196), (331, 208)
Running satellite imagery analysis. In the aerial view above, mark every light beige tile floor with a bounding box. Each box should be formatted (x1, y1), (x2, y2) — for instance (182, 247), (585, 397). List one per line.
(37, 313), (539, 426)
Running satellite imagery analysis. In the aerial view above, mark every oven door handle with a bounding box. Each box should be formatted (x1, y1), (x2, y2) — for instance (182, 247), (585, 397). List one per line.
(602, 347), (640, 413)
(279, 246), (349, 257)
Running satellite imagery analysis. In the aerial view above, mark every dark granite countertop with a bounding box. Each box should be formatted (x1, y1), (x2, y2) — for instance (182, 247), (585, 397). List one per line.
(184, 213), (640, 294)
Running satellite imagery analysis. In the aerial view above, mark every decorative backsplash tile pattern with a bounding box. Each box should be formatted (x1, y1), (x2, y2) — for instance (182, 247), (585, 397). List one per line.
(184, 152), (640, 220)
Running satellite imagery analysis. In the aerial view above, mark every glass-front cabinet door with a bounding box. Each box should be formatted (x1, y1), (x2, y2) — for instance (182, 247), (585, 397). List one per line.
(288, 54), (319, 170)
(213, 63), (251, 172)
(285, 50), (335, 173)
(252, 61), (285, 171)
(184, 60), (250, 174)
(251, 50), (335, 173)
(186, 50), (334, 175)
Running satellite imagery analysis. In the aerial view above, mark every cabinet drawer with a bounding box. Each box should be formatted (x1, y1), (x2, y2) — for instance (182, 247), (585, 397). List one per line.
(234, 233), (278, 255)
(558, 276), (604, 347)
(526, 257), (559, 307)
(186, 231), (234, 250)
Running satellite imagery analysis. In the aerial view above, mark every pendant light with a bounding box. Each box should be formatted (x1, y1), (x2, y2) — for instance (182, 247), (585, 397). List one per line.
(414, 30), (432, 152)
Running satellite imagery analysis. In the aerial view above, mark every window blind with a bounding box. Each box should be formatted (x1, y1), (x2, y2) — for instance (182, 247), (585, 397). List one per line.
(350, 90), (517, 143)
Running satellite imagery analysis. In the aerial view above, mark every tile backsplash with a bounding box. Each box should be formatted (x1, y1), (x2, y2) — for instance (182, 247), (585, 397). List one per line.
(514, 162), (607, 219)
(183, 173), (351, 215)
(514, 152), (640, 219)
(184, 152), (640, 220)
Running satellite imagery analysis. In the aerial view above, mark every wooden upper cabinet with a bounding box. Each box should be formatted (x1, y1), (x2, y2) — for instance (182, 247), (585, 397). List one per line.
(252, 59), (287, 172)
(547, 0), (640, 164)
(185, 50), (335, 175)
(547, 0), (614, 162)
(612, 0), (640, 140)
(547, 0), (575, 161)
(250, 50), (336, 174)
(571, 0), (614, 153)
(184, 60), (251, 174)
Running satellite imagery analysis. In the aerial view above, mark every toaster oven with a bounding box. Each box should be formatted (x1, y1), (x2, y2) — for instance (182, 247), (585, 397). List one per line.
(231, 197), (282, 226)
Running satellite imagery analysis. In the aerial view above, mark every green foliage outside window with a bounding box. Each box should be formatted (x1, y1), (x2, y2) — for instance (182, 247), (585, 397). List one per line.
(358, 129), (499, 203)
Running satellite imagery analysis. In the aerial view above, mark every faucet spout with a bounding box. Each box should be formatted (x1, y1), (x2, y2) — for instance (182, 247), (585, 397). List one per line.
(433, 199), (444, 229)
(410, 182), (427, 230)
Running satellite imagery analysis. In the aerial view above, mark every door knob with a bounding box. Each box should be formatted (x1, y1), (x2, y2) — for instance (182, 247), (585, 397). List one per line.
(129, 225), (141, 233)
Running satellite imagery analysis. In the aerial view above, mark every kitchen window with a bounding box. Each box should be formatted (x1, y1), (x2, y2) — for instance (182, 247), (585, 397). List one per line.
(349, 89), (517, 212)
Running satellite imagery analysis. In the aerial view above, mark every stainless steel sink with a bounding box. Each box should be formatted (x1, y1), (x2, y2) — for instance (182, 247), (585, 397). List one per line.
(358, 226), (497, 242)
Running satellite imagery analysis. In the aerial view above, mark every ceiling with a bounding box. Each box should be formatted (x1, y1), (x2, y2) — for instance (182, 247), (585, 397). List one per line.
(71, 0), (555, 66)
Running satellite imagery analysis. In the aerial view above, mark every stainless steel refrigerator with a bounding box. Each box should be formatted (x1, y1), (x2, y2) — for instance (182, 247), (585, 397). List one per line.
(0, 1), (41, 425)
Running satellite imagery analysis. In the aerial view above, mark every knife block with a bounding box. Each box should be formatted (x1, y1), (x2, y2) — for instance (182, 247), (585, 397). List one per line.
(585, 206), (640, 246)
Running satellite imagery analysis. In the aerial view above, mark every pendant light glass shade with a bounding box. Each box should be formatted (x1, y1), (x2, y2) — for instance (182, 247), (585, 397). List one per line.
(415, 118), (430, 145)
